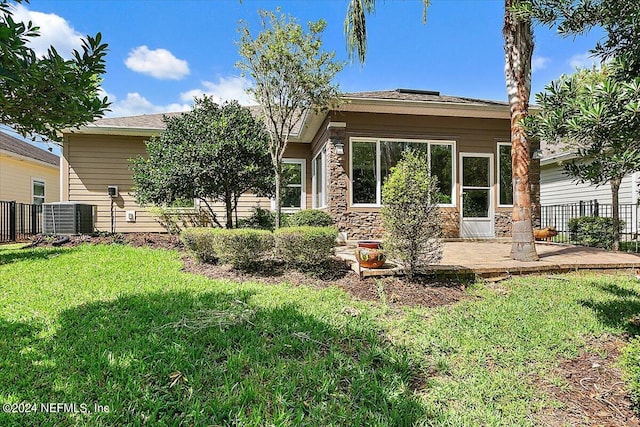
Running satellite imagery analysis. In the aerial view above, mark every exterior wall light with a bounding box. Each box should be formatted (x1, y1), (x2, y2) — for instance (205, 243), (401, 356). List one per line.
(335, 142), (344, 155)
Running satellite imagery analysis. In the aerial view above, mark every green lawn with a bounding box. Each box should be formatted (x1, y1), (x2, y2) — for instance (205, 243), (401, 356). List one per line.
(1, 243), (639, 426)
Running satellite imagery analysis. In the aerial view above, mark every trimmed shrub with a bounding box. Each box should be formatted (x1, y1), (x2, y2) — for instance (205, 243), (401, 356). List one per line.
(288, 209), (334, 227)
(381, 149), (443, 280)
(180, 228), (219, 263)
(237, 207), (276, 230)
(274, 226), (337, 268)
(568, 216), (624, 250)
(181, 227), (274, 269)
(210, 229), (274, 270)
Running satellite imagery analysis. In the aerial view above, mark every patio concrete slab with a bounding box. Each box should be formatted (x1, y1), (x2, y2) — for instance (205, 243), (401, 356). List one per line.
(337, 241), (640, 279)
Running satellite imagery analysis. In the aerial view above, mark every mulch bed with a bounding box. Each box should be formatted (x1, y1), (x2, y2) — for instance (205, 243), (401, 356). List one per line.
(535, 337), (640, 427)
(21, 233), (640, 422)
(181, 256), (469, 309)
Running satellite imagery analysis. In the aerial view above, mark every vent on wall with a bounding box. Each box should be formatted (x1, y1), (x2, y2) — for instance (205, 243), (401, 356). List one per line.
(43, 202), (95, 235)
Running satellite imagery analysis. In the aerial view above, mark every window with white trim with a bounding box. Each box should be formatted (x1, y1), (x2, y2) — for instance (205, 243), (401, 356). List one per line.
(281, 159), (306, 211)
(312, 145), (327, 208)
(350, 138), (455, 206)
(32, 179), (45, 205)
(497, 142), (513, 206)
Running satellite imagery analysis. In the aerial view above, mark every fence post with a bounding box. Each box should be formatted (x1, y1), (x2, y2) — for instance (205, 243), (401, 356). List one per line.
(31, 204), (38, 236)
(9, 201), (16, 241)
(593, 200), (599, 217)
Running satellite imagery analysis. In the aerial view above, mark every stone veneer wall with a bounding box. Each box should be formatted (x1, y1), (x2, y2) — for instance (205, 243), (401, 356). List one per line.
(494, 212), (512, 237)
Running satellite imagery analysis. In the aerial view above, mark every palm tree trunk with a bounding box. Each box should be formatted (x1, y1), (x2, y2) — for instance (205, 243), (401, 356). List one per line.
(504, 0), (539, 261)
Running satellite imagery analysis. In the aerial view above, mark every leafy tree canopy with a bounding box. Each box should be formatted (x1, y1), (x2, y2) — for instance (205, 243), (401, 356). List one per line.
(527, 62), (640, 249)
(131, 98), (274, 229)
(236, 8), (343, 227)
(523, 0), (640, 77)
(0, 0), (110, 141)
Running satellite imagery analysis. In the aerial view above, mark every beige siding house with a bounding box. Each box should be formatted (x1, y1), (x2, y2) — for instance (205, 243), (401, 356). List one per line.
(0, 132), (60, 204)
(61, 89), (532, 239)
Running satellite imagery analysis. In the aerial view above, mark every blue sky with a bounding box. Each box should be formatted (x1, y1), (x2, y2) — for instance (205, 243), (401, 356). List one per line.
(9, 0), (603, 136)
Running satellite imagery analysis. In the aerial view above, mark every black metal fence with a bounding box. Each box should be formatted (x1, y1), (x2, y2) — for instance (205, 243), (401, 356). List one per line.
(540, 200), (640, 251)
(0, 201), (42, 243)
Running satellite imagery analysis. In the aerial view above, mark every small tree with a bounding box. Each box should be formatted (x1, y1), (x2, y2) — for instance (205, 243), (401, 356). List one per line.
(0, 0), (109, 140)
(237, 9), (343, 228)
(529, 63), (640, 250)
(131, 97), (273, 229)
(381, 150), (443, 280)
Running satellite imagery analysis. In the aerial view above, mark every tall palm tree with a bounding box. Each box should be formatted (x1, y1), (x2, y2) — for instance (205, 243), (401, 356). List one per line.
(345, 0), (539, 261)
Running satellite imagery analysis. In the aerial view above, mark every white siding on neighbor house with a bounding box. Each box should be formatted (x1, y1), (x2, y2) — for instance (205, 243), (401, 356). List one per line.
(540, 162), (637, 206)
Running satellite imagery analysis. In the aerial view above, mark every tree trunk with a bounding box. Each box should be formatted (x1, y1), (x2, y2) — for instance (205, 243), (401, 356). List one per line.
(224, 191), (233, 229)
(274, 165), (282, 229)
(611, 177), (621, 251)
(504, 0), (539, 261)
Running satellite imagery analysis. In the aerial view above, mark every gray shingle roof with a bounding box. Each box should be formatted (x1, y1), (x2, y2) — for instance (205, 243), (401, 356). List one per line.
(90, 112), (184, 130)
(0, 131), (59, 167)
(82, 89), (508, 133)
(89, 106), (267, 131)
(344, 89), (508, 107)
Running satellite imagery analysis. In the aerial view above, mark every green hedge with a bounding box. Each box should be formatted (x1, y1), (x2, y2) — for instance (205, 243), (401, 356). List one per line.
(274, 226), (337, 268)
(181, 228), (274, 270)
(288, 210), (334, 227)
(180, 228), (218, 263)
(211, 229), (274, 270)
(568, 216), (624, 250)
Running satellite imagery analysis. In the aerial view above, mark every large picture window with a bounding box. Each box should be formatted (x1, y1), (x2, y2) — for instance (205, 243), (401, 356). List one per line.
(312, 145), (327, 208)
(497, 143), (513, 206)
(350, 138), (455, 206)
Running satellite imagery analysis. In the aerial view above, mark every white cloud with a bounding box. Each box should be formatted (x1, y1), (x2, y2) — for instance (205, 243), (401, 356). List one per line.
(10, 4), (84, 58)
(569, 52), (600, 70)
(125, 46), (190, 80)
(531, 55), (550, 72)
(180, 76), (256, 106)
(105, 92), (191, 117)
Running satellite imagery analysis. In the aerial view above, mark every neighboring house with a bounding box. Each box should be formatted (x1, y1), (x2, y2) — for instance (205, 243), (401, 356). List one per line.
(60, 89), (530, 239)
(540, 144), (638, 207)
(0, 131), (60, 205)
(539, 144), (639, 235)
